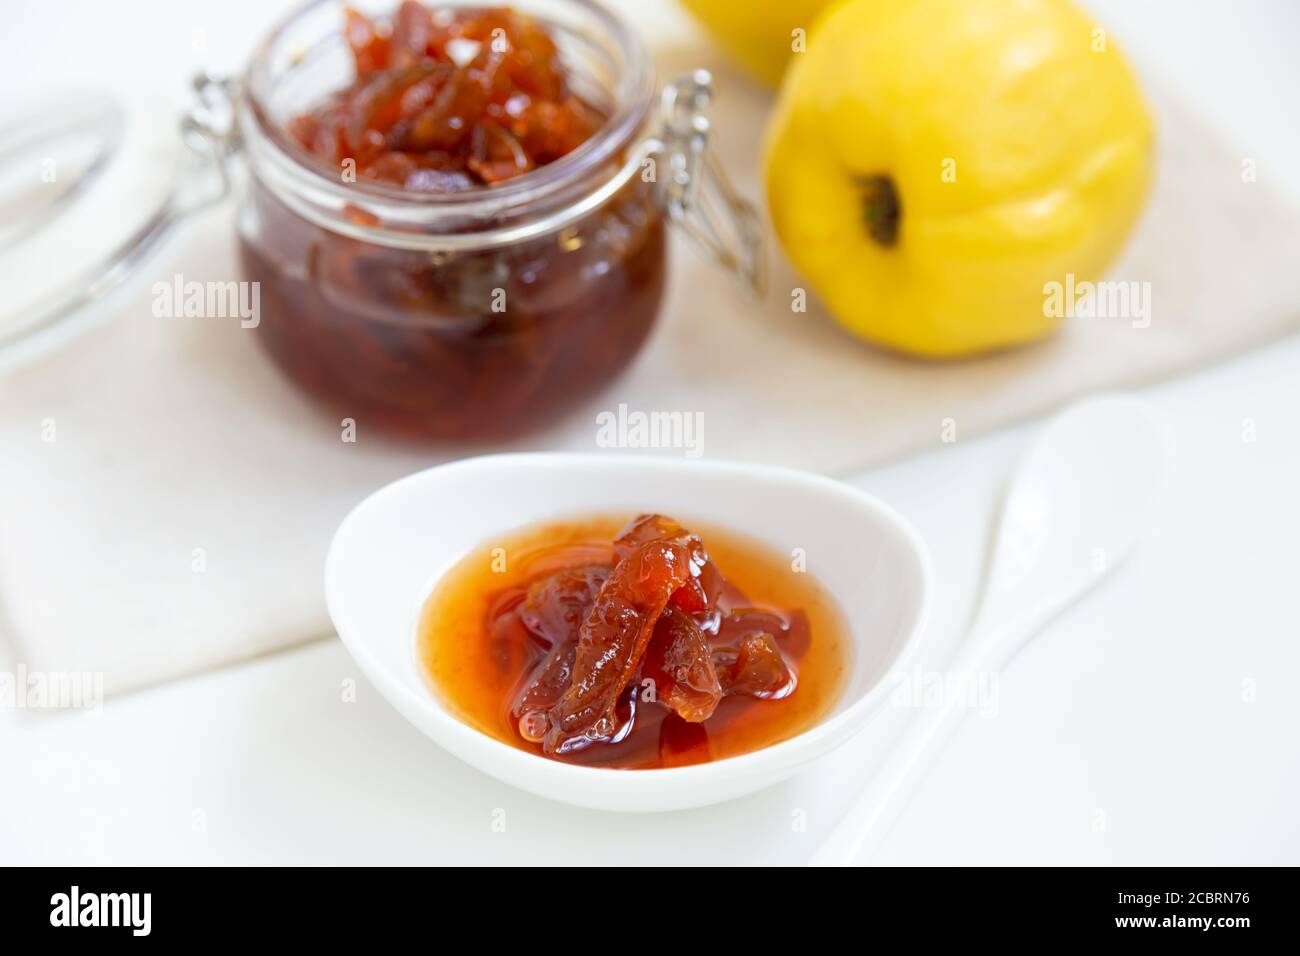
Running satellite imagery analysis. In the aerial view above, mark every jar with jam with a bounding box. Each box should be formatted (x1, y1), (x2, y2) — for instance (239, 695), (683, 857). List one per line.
(208, 0), (763, 439)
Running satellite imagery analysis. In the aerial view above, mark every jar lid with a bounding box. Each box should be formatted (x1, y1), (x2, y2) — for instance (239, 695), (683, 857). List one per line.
(0, 82), (229, 372)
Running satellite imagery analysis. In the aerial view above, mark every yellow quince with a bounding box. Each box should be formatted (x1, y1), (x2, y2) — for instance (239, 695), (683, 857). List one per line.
(679, 0), (836, 87)
(764, 0), (1154, 357)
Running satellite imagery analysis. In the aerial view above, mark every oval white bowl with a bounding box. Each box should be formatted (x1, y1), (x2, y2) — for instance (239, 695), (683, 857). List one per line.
(324, 454), (931, 813)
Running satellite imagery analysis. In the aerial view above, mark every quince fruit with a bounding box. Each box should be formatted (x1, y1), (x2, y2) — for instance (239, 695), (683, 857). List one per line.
(679, 0), (834, 87)
(764, 0), (1154, 357)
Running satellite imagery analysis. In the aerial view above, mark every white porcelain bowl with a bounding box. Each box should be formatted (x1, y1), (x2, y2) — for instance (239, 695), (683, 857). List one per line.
(324, 454), (931, 812)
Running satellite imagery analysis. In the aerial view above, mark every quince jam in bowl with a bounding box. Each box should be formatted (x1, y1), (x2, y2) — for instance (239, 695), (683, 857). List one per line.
(237, 1), (665, 439)
(418, 512), (852, 769)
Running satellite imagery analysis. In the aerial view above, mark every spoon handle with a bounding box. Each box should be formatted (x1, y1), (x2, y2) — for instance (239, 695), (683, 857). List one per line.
(807, 638), (1007, 866)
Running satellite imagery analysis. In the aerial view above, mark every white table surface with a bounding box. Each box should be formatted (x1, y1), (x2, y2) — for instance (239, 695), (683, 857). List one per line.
(3, 0), (1299, 865)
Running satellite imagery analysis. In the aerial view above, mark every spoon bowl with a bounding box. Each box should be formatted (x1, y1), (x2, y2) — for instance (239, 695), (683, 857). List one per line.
(325, 453), (931, 812)
(972, 395), (1174, 648)
(811, 395), (1173, 863)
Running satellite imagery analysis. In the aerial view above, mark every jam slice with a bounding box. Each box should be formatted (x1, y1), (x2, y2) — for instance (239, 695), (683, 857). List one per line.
(614, 513), (721, 616)
(511, 564), (609, 742)
(485, 587), (532, 676)
(290, 2), (602, 190)
(712, 609), (798, 699)
(512, 641), (574, 741)
(518, 564), (610, 649)
(543, 537), (697, 754)
(641, 607), (722, 723)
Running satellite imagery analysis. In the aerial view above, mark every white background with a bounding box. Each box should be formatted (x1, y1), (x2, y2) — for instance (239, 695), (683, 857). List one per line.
(2, 0), (1299, 864)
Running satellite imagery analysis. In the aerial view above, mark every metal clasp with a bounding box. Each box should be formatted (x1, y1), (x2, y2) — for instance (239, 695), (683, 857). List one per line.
(178, 71), (241, 214)
(655, 70), (765, 296)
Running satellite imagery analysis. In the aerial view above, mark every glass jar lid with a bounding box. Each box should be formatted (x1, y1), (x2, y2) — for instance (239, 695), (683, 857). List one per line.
(0, 80), (231, 372)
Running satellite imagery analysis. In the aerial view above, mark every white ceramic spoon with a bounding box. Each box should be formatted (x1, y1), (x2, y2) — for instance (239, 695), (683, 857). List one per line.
(809, 395), (1173, 866)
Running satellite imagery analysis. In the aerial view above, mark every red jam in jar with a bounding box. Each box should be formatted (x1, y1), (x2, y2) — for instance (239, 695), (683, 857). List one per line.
(237, 2), (666, 439)
(290, 4), (604, 188)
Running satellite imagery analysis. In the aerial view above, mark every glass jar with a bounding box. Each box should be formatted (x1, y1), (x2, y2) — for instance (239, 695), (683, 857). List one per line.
(222, 0), (760, 440)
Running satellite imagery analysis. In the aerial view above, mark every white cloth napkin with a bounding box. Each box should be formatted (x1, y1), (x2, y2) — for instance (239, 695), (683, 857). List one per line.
(2, 33), (1298, 694)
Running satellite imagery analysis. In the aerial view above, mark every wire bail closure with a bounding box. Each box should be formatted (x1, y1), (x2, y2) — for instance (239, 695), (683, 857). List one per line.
(180, 72), (240, 213)
(654, 70), (766, 296)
